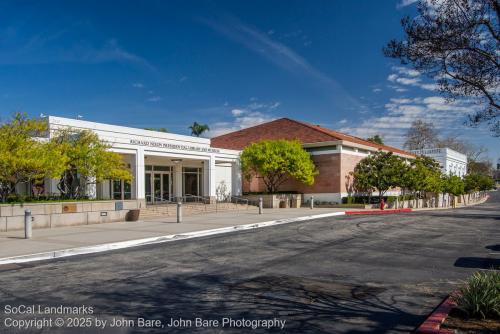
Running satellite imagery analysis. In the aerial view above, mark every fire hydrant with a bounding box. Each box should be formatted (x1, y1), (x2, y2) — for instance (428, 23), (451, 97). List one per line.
(380, 199), (385, 210)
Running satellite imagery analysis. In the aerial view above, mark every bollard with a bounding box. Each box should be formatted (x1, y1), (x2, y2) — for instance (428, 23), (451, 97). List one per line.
(258, 197), (263, 214)
(24, 209), (32, 239)
(310, 196), (314, 209)
(177, 201), (182, 223)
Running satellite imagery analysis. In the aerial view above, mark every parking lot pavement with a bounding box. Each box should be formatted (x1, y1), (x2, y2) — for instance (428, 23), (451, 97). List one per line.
(0, 207), (345, 259)
(0, 191), (498, 333)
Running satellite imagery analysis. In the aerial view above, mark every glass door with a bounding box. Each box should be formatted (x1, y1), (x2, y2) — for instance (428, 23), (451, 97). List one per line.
(162, 173), (171, 201)
(145, 173), (152, 203)
(154, 173), (162, 203)
(183, 173), (199, 196)
(145, 172), (171, 203)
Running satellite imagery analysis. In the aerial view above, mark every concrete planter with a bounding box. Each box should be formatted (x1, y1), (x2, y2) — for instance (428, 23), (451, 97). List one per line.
(242, 194), (303, 208)
(0, 199), (145, 232)
(126, 209), (141, 222)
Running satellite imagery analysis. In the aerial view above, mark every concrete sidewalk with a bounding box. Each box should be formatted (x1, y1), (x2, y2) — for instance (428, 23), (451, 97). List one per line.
(0, 207), (346, 261)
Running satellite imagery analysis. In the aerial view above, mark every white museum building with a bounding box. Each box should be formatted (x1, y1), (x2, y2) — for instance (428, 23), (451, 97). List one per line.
(36, 117), (469, 207)
(43, 116), (242, 204)
(411, 147), (468, 177)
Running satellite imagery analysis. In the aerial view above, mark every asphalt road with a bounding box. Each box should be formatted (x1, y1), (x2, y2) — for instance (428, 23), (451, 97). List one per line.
(0, 191), (499, 334)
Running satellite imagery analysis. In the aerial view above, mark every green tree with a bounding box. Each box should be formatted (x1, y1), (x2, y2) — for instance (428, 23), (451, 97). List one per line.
(350, 169), (375, 204)
(352, 151), (406, 203)
(189, 122), (210, 137)
(443, 174), (465, 199)
(366, 135), (384, 145)
(240, 139), (317, 193)
(0, 113), (67, 202)
(414, 156), (442, 192)
(465, 173), (495, 192)
(477, 174), (495, 191)
(442, 174), (465, 207)
(53, 129), (132, 199)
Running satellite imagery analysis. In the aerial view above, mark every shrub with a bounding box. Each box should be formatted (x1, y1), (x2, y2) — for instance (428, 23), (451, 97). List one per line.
(453, 271), (500, 319)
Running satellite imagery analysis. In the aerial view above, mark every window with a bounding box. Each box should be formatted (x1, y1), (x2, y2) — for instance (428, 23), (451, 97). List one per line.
(112, 180), (122, 200)
(153, 165), (171, 172)
(111, 180), (132, 200)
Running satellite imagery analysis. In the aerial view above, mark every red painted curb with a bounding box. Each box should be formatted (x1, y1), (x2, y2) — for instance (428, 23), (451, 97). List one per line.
(414, 295), (456, 334)
(345, 208), (413, 215)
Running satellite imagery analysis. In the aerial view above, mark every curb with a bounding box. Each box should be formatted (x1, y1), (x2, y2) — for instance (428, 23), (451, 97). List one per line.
(414, 295), (456, 334)
(345, 208), (413, 215)
(0, 205), (436, 266)
(0, 211), (347, 266)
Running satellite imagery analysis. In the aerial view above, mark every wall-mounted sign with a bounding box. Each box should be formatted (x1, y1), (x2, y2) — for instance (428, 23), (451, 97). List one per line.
(62, 203), (77, 213)
(129, 139), (220, 153)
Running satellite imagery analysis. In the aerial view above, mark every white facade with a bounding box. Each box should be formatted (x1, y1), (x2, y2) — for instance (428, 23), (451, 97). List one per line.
(45, 116), (241, 203)
(411, 147), (468, 177)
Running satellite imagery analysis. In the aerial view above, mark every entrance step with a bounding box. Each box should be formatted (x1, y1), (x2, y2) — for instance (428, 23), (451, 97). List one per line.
(139, 202), (255, 219)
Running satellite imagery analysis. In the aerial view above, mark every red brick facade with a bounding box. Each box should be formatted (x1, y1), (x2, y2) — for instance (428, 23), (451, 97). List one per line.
(212, 118), (414, 197)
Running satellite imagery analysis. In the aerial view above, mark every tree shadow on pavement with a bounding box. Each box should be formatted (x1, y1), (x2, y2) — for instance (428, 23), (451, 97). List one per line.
(425, 213), (500, 220)
(454, 257), (500, 269)
(79, 273), (427, 334)
(486, 244), (500, 252)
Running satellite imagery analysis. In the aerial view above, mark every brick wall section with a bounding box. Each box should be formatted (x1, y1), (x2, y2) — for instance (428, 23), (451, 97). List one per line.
(242, 153), (343, 194)
(214, 118), (415, 195)
(340, 153), (366, 194)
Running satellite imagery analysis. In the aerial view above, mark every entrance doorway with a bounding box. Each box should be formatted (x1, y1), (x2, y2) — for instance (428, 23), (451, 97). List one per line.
(183, 167), (202, 197)
(145, 166), (172, 204)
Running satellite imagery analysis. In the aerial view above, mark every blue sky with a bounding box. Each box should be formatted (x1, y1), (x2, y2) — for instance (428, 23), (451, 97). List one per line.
(0, 0), (498, 161)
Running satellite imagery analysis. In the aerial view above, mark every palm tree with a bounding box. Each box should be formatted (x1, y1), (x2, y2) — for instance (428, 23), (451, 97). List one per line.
(189, 122), (210, 137)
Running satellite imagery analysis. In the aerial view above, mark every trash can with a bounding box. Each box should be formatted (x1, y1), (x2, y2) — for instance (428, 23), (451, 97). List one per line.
(126, 209), (140, 221)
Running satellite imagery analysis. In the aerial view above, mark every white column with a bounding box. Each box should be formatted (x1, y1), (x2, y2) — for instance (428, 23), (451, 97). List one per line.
(85, 177), (97, 199)
(203, 156), (216, 197)
(135, 148), (145, 200)
(173, 163), (183, 199)
(231, 159), (242, 196)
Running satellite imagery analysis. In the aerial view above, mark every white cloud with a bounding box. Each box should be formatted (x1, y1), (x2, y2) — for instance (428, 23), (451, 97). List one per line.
(132, 82), (144, 88)
(420, 83), (438, 91)
(231, 109), (245, 116)
(210, 100), (280, 137)
(397, 77), (421, 85)
(147, 96), (162, 102)
(340, 95), (481, 147)
(387, 66), (439, 92)
(199, 13), (363, 109)
(0, 37), (156, 72)
(372, 88), (382, 93)
(397, 0), (419, 8)
(388, 85), (409, 92)
(393, 66), (421, 77)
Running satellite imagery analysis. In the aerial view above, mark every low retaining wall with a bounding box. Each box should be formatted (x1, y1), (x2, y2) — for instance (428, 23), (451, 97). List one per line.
(0, 200), (145, 232)
(242, 194), (302, 208)
(386, 192), (487, 209)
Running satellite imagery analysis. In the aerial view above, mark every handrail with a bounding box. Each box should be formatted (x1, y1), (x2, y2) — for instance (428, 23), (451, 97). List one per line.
(150, 196), (176, 205)
(147, 194), (211, 204)
(228, 196), (249, 205)
(175, 194), (210, 204)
